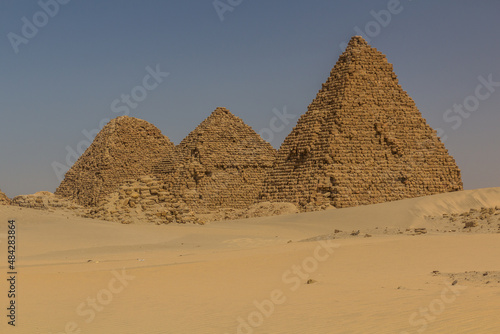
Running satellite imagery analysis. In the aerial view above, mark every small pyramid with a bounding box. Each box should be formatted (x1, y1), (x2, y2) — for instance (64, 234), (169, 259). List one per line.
(261, 36), (463, 209)
(56, 116), (175, 207)
(0, 188), (10, 205)
(154, 107), (276, 209)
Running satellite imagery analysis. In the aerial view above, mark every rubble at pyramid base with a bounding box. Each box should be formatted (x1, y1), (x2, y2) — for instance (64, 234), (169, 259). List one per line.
(0, 189), (11, 205)
(82, 175), (300, 225)
(6, 177), (299, 225)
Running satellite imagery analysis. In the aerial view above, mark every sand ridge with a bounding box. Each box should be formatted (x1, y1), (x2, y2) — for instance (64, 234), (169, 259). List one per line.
(1, 187), (500, 333)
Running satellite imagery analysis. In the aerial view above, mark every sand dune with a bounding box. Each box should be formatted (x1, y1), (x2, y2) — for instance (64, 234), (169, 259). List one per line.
(1, 187), (500, 333)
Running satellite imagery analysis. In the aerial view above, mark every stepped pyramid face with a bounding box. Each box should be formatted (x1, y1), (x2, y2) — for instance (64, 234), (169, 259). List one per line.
(56, 116), (175, 207)
(261, 36), (463, 209)
(154, 107), (277, 209)
(0, 188), (10, 205)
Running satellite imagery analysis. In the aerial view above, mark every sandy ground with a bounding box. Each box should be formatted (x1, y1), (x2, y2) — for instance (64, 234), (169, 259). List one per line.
(1, 187), (500, 334)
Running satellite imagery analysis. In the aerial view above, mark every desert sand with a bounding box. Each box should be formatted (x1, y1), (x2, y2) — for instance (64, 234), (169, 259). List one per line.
(1, 187), (500, 333)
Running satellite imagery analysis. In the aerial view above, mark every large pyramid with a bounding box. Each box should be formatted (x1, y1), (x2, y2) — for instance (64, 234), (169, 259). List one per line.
(261, 36), (463, 209)
(154, 107), (276, 209)
(56, 116), (175, 207)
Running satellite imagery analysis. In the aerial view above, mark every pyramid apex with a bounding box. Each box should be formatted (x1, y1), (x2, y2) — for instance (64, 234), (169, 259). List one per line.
(176, 106), (275, 166)
(347, 35), (369, 49)
(115, 115), (132, 120)
(108, 115), (143, 123)
(212, 107), (231, 116)
(102, 115), (164, 131)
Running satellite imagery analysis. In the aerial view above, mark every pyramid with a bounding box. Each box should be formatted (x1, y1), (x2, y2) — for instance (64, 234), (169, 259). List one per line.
(56, 116), (175, 207)
(261, 36), (463, 209)
(154, 107), (277, 209)
(0, 188), (10, 205)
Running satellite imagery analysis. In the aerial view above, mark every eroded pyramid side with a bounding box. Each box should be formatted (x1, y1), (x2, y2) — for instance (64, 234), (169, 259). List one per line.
(154, 107), (277, 209)
(56, 116), (175, 207)
(262, 36), (463, 210)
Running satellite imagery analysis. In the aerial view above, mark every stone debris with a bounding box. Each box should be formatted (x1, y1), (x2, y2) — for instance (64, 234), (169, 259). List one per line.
(426, 206), (500, 233)
(464, 221), (478, 228)
(0, 189), (10, 205)
(436, 271), (500, 287)
(83, 176), (204, 225)
(261, 35), (462, 211)
(413, 228), (427, 235)
(11, 191), (83, 211)
(55, 116), (175, 207)
(198, 201), (299, 222)
(8, 178), (298, 226)
(87, 175), (298, 224)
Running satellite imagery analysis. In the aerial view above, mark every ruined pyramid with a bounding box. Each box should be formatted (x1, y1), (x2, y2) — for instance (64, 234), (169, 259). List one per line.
(0, 188), (10, 205)
(261, 36), (463, 209)
(56, 116), (175, 207)
(154, 107), (277, 209)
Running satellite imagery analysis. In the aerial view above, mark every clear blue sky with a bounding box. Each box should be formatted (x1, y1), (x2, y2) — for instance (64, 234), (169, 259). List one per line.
(1, 0), (499, 197)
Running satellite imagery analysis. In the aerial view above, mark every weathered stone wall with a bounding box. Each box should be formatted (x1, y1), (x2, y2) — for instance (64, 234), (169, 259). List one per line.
(56, 116), (175, 207)
(154, 107), (277, 210)
(261, 36), (463, 210)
